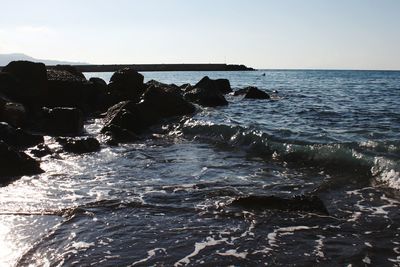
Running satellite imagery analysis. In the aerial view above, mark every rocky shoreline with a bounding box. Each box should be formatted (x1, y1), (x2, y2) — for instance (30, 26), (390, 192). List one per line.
(0, 60), (270, 186)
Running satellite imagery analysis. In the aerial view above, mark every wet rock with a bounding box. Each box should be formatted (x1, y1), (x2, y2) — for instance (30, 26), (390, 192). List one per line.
(57, 136), (100, 154)
(30, 143), (52, 158)
(244, 86), (270, 99)
(102, 84), (195, 137)
(1, 61), (48, 106)
(184, 87), (228, 107)
(42, 107), (84, 135)
(180, 83), (193, 92)
(233, 87), (250, 96)
(0, 141), (43, 184)
(108, 68), (145, 103)
(102, 124), (139, 144)
(0, 122), (43, 148)
(194, 76), (232, 94)
(231, 195), (329, 215)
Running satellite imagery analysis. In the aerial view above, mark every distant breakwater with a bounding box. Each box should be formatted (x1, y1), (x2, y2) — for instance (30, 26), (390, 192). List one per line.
(0, 63), (254, 72)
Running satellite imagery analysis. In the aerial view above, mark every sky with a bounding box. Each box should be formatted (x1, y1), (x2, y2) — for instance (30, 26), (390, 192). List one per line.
(0, 0), (399, 70)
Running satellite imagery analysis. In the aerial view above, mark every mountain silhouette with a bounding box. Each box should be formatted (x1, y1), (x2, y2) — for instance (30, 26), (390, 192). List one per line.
(0, 53), (88, 66)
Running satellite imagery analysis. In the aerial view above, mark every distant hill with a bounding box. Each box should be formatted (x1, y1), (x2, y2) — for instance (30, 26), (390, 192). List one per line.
(0, 53), (88, 66)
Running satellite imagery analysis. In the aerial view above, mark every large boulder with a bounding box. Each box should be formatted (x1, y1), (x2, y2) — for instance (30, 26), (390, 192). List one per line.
(108, 68), (145, 103)
(0, 122), (43, 148)
(0, 141), (43, 185)
(52, 65), (86, 79)
(194, 76), (232, 94)
(42, 107), (84, 135)
(46, 68), (96, 111)
(1, 61), (48, 106)
(56, 136), (100, 154)
(244, 86), (270, 99)
(102, 84), (195, 138)
(184, 87), (228, 107)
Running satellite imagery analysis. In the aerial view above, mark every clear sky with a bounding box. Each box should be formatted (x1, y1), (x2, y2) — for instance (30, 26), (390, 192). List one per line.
(0, 0), (399, 70)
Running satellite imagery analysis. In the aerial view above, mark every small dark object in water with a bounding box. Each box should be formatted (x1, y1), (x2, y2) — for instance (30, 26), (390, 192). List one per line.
(231, 195), (329, 215)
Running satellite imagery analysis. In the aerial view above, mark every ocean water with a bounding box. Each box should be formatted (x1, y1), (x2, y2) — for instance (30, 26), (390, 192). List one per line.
(1, 70), (400, 266)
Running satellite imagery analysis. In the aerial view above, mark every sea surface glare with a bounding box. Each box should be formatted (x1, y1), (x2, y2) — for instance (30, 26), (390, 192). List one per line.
(1, 70), (400, 266)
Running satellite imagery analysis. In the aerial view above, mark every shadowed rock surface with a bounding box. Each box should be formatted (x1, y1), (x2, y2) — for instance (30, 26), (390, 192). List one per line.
(57, 137), (100, 154)
(42, 107), (84, 136)
(0, 141), (43, 184)
(0, 122), (43, 148)
(244, 86), (270, 99)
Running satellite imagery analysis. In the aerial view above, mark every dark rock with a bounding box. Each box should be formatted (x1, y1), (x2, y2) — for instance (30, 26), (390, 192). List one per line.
(0, 72), (21, 100)
(1, 61), (48, 106)
(184, 87), (228, 107)
(180, 83), (193, 92)
(102, 124), (139, 143)
(233, 87), (250, 96)
(194, 76), (232, 94)
(89, 77), (107, 87)
(0, 122), (43, 148)
(0, 141), (43, 184)
(102, 85), (195, 138)
(231, 195), (328, 215)
(52, 65), (86, 80)
(1, 102), (27, 127)
(141, 84), (196, 118)
(244, 86), (270, 99)
(57, 137), (100, 154)
(30, 143), (52, 158)
(108, 68), (145, 102)
(45, 69), (95, 111)
(42, 107), (84, 135)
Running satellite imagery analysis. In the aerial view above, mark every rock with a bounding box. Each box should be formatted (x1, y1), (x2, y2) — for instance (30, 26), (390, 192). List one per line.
(52, 65), (86, 80)
(30, 143), (52, 158)
(244, 86), (270, 99)
(194, 76), (232, 94)
(141, 84), (196, 118)
(180, 83), (193, 92)
(1, 61), (48, 106)
(42, 107), (84, 135)
(108, 68), (145, 102)
(45, 69), (95, 111)
(89, 77), (107, 87)
(102, 85), (195, 138)
(102, 124), (139, 144)
(57, 137), (100, 154)
(231, 195), (328, 215)
(0, 72), (21, 100)
(233, 87), (250, 96)
(184, 87), (228, 107)
(0, 141), (43, 184)
(1, 102), (27, 127)
(0, 122), (43, 148)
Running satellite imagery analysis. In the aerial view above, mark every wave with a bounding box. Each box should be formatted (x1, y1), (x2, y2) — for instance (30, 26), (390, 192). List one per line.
(179, 119), (400, 190)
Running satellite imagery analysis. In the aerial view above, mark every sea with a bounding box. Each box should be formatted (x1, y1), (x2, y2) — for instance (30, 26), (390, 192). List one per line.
(1, 70), (400, 266)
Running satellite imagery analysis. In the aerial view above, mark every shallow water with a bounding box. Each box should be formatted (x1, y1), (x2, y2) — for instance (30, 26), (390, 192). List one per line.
(1, 70), (400, 266)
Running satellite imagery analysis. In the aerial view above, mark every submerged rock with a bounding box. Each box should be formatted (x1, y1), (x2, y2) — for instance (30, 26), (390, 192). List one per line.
(42, 107), (84, 135)
(0, 141), (43, 185)
(57, 137), (100, 154)
(30, 143), (53, 158)
(231, 195), (328, 215)
(244, 86), (270, 99)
